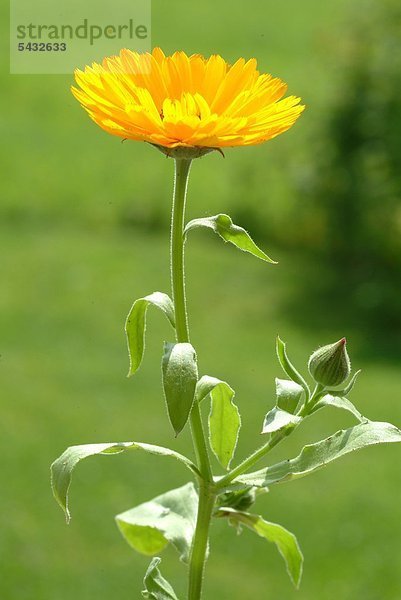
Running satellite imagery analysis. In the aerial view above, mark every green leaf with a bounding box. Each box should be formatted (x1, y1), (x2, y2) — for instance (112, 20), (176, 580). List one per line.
(51, 442), (199, 522)
(209, 382), (241, 470)
(184, 214), (276, 264)
(275, 378), (305, 414)
(125, 292), (175, 376)
(141, 558), (179, 600)
(195, 376), (241, 469)
(276, 337), (310, 398)
(236, 420), (401, 488)
(311, 394), (365, 422)
(217, 508), (303, 588)
(194, 375), (224, 404)
(262, 407), (302, 434)
(116, 483), (198, 563)
(162, 342), (198, 436)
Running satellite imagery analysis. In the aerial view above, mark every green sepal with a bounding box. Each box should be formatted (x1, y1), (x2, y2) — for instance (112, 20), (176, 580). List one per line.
(195, 375), (241, 469)
(235, 420), (401, 488)
(324, 369), (361, 398)
(275, 378), (305, 414)
(184, 214), (276, 264)
(141, 558), (179, 600)
(276, 337), (310, 398)
(50, 442), (199, 522)
(217, 507), (303, 589)
(162, 342), (198, 436)
(309, 371), (364, 421)
(262, 407), (302, 435)
(125, 292), (175, 376)
(116, 483), (198, 563)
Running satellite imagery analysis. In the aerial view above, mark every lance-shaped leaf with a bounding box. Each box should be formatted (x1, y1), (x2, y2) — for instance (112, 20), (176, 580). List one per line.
(125, 292), (175, 376)
(51, 442), (199, 522)
(142, 558), (179, 600)
(276, 378), (305, 414)
(276, 337), (310, 398)
(311, 394), (365, 422)
(162, 342), (198, 435)
(262, 407), (302, 435)
(195, 376), (241, 469)
(209, 382), (241, 470)
(235, 420), (401, 488)
(116, 483), (198, 563)
(184, 214), (276, 263)
(217, 507), (303, 588)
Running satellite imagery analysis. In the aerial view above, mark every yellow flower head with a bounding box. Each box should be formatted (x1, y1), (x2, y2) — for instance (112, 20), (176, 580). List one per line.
(72, 48), (304, 154)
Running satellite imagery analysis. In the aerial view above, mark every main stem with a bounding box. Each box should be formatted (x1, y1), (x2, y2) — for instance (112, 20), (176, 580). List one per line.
(170, 158), (215, 600)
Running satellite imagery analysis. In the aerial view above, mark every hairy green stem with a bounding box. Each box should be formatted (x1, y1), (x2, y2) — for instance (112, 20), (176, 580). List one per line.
(170, 158), (214, 600)
(170, 158), (212, 482)
(188, 482), (216, 599)
(300, 383), (324, 416)
(170, 158), (191, 344)
(217, 429), (289, 489)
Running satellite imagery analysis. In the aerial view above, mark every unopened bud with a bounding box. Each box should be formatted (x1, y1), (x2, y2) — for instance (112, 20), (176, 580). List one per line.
(308, 338), (351, 387)
(217, 487), (256, 512)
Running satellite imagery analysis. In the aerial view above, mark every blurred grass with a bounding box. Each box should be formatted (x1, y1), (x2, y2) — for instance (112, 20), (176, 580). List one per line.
(2, 0), (401, 599)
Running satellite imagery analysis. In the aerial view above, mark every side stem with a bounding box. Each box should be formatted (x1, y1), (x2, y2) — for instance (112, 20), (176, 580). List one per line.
(217, 429), (289, 489)
(170, 158), (215, 600)
(218, 384), (326, 489)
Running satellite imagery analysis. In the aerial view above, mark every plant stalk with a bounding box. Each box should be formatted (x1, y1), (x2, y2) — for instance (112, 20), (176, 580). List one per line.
(188, 482), (216, 600)
(170, 157), (214, 600)
(217, 429), (289, 489)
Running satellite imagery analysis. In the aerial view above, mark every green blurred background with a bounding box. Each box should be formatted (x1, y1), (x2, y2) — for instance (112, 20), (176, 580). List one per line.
(2, 0), (401, 598)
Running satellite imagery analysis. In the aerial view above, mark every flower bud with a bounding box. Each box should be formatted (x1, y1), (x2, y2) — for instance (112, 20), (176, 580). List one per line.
(308, 338), (351, 387)
(217, 487), (256, 512)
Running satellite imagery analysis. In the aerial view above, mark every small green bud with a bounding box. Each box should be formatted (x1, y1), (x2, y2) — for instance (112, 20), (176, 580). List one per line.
(217, 487), (257, 512)
(308, 338), (351, 387)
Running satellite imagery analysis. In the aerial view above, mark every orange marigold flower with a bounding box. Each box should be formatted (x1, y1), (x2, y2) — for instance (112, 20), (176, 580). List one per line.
(72, 47), (304, 153)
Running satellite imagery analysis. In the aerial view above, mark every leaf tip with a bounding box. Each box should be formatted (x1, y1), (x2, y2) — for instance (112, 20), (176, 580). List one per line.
(172, 419), (187, 437)
(293, 577), (302, 590)
(127, 357), (140, 377)
(51, 484), (71, 524)
(293, 559), (304, 590)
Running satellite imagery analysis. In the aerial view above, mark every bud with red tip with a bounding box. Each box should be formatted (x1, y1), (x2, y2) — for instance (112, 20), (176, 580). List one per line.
(308, 338), (351, 387)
